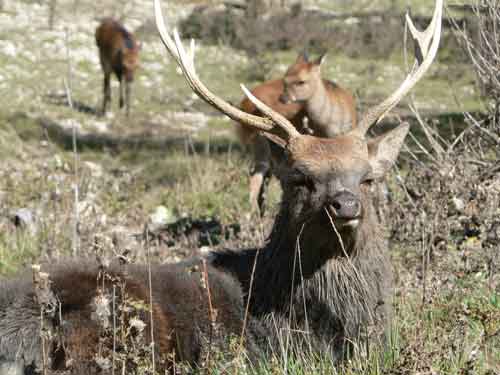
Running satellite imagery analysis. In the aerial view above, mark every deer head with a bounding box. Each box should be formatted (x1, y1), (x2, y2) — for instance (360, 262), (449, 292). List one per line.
(279, 51), (327, 104)
(154, 0), (442, 247)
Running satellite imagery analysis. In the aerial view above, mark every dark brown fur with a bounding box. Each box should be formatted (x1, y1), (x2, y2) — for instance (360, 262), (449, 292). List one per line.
(0, 261), (261, 374)
(95, 18), (140, 116)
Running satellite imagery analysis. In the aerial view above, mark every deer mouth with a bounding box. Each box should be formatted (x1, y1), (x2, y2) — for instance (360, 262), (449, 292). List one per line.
(325, 205), (360, 229)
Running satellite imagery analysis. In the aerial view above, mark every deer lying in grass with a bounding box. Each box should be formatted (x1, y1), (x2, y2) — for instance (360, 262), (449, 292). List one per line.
(238, 51), (357, 212)
(0, 0), (442, 371)
(0, 262), (263, 373)
(95, 18), (140, 116)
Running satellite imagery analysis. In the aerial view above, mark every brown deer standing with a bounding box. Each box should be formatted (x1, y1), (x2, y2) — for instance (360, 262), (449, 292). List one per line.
(238, 51), (357, 212)
(95, 18), (140, 116)
(0, 0), (442, 371)
(236, 77), (306, 211)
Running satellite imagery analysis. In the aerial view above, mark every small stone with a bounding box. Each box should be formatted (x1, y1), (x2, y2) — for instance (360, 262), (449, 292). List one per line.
(53, 154), (63, 169)
(149, 205), (176, 230)
(92, 121), (109, 133)
(12, 208), (36, 233)
(199, 246), (211, 255)
(452, 197), (465, 212)
(94, 357), (112, 371)
(83, 161), (103, 178)
(129, 317), (146, 333)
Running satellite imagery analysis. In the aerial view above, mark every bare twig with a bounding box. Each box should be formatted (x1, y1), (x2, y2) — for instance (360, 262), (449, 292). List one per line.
(202, 258), (215, 372)
(72, 121), (79, 257)
(112, 284), (116, 375)
(238, 248), (260, 354)
(145, 226), (156, 373)
(32, 265), (57, 375)
(64, 27), (73, 109)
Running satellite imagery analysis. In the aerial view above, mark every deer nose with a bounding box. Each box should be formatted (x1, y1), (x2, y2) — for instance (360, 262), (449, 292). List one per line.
(329, 192), (361, 220)
(279, 93), (290, 104)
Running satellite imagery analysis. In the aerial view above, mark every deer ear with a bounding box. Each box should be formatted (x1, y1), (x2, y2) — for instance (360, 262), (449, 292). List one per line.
(296, 50), (309, 63)
(366, 123), (409, 179)
(313, 53), (327, 66)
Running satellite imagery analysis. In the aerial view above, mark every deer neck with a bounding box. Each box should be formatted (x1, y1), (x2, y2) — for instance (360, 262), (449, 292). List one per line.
(210, 189), (377, 317)
(305, 79), (349, 137)
(247, 193), (370, 316)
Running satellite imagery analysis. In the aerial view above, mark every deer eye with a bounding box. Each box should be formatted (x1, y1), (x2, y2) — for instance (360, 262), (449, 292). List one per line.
(295, 80), (306, 86)
(361, 172), (374, 185)
(291, 171), (315, 191)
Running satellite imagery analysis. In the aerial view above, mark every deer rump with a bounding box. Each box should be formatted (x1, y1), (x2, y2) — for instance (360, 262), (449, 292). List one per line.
(0, 261), (264, 374)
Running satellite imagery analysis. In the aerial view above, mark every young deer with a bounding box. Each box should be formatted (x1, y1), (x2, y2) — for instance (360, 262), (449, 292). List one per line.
(236, 77), (307, 211)
(95, 18), (140, 116)
(0, 0), (442, 371)
(238, 52), (357, 212)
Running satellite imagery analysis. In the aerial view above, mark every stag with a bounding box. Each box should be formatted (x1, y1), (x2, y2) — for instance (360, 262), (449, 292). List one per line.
(154, 0), (441, 355)
(95, 18), (140, 116)
(0, 0), (442, 371)
(238, 51), (357, 212)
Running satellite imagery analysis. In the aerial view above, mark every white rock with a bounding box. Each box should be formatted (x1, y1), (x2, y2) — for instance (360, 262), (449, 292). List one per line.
(53, 154), (63, 169)
(452, 197), (465, 212)
(13, 208), (37, 233)
(199, 246), (212, 255)
(92, 121), (109, 133)
(149, 205), (176, 229)
(83, 161), (103, 178)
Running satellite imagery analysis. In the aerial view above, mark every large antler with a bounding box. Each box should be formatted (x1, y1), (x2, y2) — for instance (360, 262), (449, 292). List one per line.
(356, 0), (443, 136)
(154, 0), (300, 143)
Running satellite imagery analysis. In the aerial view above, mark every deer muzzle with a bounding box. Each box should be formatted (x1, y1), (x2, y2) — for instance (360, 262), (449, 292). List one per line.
(327, 191), (362, 227)
(279, 92), (295, 104)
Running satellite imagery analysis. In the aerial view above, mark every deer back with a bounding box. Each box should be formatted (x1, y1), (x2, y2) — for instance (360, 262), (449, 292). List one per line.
(95, 18), (140, 80)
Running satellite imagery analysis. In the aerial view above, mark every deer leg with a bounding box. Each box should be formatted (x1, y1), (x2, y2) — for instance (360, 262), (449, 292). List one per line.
(249, 135), (271, 215)
(102, 73), (111, 115)
(118, 75), (125, 110)
(124, 80), (131, 116)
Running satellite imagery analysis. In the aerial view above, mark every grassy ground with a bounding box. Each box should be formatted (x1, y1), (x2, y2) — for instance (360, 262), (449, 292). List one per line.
(0, 0), (498, 374)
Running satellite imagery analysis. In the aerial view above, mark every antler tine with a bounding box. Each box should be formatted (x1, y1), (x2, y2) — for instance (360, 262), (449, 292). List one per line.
(356, 0), (443, 136)
(154, 0), (181, 64)
(241, 85), (301, 139)
(154, 0), (299, 141)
